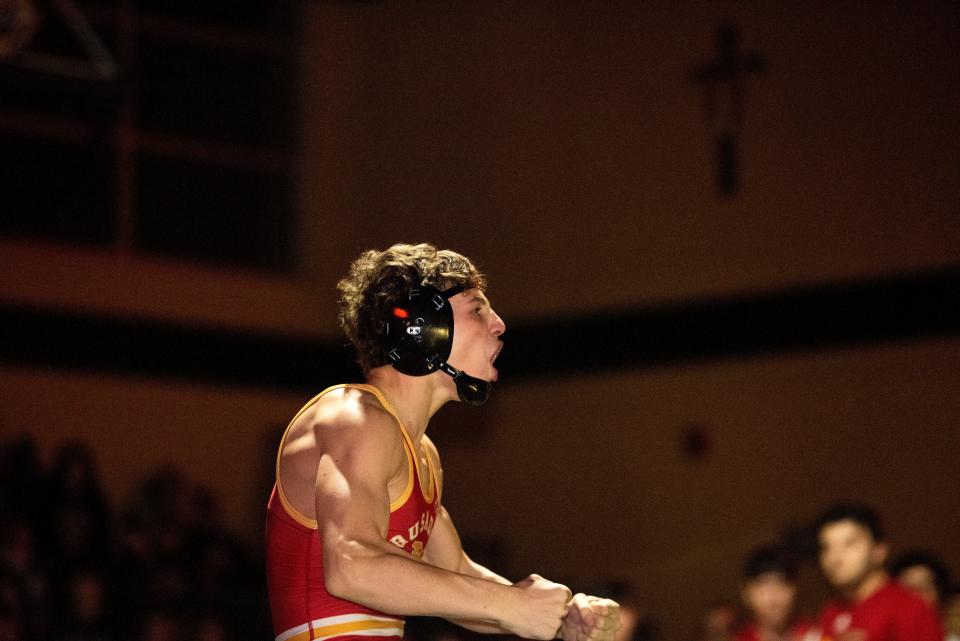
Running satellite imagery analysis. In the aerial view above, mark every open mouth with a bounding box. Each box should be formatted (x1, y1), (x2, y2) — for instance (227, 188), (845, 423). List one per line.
(490, 343), (503, 364)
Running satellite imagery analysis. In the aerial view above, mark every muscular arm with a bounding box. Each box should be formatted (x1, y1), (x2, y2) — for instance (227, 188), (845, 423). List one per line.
(420, 435), (509, 586)
(423, 503), (515, 633)
(425, 505), (509, 583)
(421, 439), (619, 641)
(315, 409), (568, 639)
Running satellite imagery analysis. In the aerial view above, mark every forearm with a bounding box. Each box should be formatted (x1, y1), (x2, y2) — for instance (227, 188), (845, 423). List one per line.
(327, 541), (516, 624)
(449, 619), (517, 635)
(458, 553), (512, 586)
(446, 554), (519, 634)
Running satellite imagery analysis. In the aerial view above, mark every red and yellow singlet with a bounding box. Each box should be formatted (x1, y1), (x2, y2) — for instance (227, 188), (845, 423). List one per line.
(266, 384), (439, 641)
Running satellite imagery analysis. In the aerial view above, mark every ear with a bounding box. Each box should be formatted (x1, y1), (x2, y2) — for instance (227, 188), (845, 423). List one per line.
(872, 541), (890, 567)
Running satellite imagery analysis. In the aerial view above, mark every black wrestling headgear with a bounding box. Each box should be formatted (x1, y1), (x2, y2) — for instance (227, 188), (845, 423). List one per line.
(379, 284), (492, 406)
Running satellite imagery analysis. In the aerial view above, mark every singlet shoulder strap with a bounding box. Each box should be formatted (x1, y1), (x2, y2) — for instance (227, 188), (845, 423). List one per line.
(351, 384), (435, 506)
(274, 384), (359, 528)
(273, 384), (433, 527)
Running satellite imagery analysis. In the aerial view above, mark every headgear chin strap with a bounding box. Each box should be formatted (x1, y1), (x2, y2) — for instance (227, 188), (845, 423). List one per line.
(380, 283), (494, 405)
(438, 362), (492, 406)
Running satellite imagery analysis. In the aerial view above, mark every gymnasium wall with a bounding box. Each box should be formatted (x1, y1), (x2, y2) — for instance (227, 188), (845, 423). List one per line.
(1, 3), (958, 640)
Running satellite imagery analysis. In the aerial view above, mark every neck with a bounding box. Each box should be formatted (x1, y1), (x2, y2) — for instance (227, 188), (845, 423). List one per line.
(755, 621), (790, 641)
(365, 367), (453, 441)
(846, 570), (888, 602)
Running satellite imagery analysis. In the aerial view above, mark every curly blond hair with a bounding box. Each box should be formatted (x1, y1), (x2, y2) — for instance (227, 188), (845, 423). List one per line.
(337, 243), (488, 372)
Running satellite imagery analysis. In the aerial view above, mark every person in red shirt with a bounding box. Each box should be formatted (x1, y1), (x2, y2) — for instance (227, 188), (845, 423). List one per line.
(890, 549), (952, 612)
(735, 546), (817, 641)
(265, 243), (619, 641)
(815, 503), (943, 641)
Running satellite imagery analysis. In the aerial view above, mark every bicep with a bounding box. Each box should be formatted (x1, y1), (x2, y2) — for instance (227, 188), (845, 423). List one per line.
(420, 438), (463, 571)
(314, 423), (401, 553)
(422, 505), (466, 572)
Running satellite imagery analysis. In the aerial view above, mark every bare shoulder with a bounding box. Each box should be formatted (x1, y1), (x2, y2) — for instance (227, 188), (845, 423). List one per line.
(312, 387), (404, 453)
(281, 387), (404, 481)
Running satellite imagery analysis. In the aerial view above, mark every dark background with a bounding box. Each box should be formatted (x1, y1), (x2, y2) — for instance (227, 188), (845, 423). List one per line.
(1, 2), (958, 641)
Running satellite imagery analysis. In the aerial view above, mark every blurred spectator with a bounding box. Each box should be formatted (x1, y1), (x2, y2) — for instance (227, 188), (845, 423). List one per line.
(0, 578), (21, 640)
(698, 601), (738, 641)
(184, 485), (256, 604)
(0, 437), (44, 525)
(139, 609), (182, 641)
(945, 584), (960, 641)
(0, 603), (23, 641)
(815, 502), (943, 641)
(0, 609), (23, 641)
(112, 507), (154, 636)
(56, 569), (112, 641)
(0, 518), (48, 641)
(191, 611), (229, 641)
(0, 436), (271, 641)
(735, 546), (815, 641)
(135, 469), (192, 606)
(44, 443), (111, 573)
(139, 468), (191, 529)
(889, 550), (952, 610)
(585, 581), (658, 641)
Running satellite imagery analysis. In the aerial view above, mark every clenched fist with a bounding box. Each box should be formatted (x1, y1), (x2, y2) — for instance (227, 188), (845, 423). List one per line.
(505, 574), (573, 639)
(559, 593), (620, 641)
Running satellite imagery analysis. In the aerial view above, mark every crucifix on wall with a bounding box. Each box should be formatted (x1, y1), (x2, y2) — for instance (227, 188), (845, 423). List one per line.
(692, 24), (765, 196)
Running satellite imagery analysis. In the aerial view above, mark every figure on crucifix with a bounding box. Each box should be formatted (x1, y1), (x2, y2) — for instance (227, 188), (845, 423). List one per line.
(692, 23), (765, 196)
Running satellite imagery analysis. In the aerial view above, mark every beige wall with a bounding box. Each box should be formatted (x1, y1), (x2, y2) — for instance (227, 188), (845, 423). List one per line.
(0, 240), (327, 337)
(302, 1), (960, 325)
(300, 4), (960, 637)
(4, 338), (956, 639)
(432, 338), (960, 640)
(0, 365), (302, 542)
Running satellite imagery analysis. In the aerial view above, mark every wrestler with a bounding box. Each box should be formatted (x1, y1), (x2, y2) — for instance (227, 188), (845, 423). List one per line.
(266, 243), (619, 641)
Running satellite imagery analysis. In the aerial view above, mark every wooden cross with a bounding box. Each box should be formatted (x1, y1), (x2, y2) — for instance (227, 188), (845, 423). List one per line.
(692, 24), (765, 196)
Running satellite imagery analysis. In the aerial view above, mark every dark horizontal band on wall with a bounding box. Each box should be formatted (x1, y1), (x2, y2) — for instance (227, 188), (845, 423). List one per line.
(1, 267), (958, 391)
(499, 266), (960, 380)
(0, 308), (361, 392)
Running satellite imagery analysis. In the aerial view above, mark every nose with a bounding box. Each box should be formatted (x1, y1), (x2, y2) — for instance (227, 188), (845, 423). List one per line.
(490, 310), (506, 337)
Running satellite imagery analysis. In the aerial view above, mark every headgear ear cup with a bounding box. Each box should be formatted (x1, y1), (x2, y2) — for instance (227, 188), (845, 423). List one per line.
(379, 284), (493, 405)
(382, 285), (457, 376)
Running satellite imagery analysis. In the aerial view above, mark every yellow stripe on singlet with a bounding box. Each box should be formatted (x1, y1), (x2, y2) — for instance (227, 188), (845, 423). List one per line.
(274, 384), (432, 527)
(276, 614), (404, 641)
(357, 384), (435, 505)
